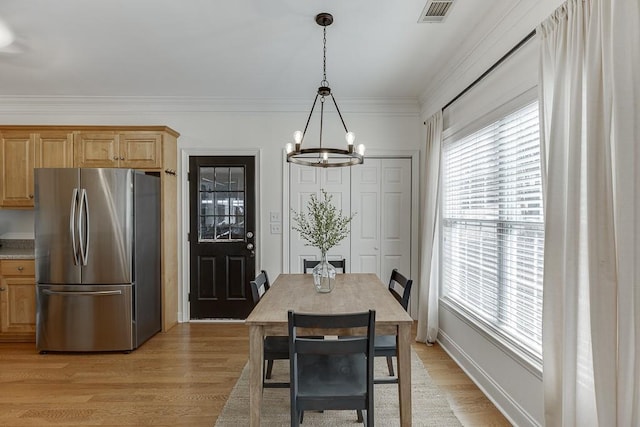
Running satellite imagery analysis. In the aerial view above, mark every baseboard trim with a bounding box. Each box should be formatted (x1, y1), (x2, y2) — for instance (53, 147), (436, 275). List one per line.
(437, 330), (541, 427)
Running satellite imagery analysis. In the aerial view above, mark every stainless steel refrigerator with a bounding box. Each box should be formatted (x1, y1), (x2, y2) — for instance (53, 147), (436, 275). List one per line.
(34, 168), (161, 352)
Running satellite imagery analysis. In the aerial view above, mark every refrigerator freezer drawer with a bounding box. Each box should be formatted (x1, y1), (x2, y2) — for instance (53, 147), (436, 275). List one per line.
(36, 284), (134, 352)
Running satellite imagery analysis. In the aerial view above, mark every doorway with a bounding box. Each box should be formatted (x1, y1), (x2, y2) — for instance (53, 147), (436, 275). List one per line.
(188, 156), (256, 319)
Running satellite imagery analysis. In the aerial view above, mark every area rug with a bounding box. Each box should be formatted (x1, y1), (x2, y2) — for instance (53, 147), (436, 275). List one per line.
(214, 349), (462, 426)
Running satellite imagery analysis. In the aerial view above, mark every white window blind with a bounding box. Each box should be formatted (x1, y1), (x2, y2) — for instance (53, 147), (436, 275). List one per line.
(442, 101), (544, 360)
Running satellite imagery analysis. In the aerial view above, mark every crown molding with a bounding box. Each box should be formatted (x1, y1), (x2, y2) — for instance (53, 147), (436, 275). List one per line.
(418, 0), (546, 117)
(0, 96), (420, 116)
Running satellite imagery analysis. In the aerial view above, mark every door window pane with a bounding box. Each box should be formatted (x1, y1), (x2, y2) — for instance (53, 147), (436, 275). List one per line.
(198, 166), (246, 242)
(215, 216), (230, 240)
(229, 167), (244, 191)
(215, 167), (230, 191)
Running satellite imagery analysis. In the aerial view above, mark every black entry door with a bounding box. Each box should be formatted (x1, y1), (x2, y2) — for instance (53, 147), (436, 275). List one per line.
(189, 156), (256, 319)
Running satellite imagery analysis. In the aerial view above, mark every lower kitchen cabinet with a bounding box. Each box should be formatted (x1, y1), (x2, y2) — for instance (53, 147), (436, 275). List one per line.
(0, 259), (36, 342)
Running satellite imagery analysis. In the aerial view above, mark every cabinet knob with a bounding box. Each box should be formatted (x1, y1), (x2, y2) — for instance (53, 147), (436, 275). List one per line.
(0, 287), (6, 292)
(29, 194), (34, 199)
(113, 156), (119, 160)
(120, 157), (125, 160)
(17, 266), (24, 271)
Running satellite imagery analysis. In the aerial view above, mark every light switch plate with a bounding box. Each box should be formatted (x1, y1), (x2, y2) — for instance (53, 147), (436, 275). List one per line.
(269, 211), (281, 223)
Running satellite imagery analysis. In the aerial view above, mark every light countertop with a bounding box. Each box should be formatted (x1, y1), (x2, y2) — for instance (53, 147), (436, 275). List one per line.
(0, 247), (35, 259)
(0, 239), (35, 259)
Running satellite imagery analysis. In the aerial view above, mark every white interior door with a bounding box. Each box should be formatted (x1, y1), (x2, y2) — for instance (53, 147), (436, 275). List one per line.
(289, 165), (351, 273)
(349, 159), (382, 275)
(351, 158), (412, 283)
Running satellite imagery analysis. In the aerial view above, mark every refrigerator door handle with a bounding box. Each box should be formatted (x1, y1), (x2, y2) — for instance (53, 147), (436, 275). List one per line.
(42, 289), (123, 296)
(69, 188), (80, 265)
(78, 188), (90, 266)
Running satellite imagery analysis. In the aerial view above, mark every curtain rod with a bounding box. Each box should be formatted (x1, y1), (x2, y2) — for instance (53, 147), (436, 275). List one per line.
(439, 29), (537, 114)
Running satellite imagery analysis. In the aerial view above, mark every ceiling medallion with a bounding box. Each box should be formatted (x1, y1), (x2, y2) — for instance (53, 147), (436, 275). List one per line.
(285, 13), (365, 168)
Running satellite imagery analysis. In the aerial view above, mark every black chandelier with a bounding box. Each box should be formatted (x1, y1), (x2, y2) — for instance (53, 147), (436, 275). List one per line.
(285, 13), (365, 168)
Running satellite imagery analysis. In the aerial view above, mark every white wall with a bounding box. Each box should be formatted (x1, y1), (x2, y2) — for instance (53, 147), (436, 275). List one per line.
(0, 98), (421, 320)
(0, 210), (34, 238)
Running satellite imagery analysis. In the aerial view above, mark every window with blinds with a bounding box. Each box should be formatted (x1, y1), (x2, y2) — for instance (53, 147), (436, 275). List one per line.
(441, 101), (544, 360)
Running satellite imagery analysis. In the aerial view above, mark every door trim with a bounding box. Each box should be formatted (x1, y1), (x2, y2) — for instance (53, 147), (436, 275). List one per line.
(180, 147), (262, 322)
(282, 149), (420, 318)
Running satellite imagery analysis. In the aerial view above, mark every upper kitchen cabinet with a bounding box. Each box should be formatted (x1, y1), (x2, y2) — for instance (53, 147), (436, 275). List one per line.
(35, 131), (75, 168)
(118, 132), (163, 169)
(0, 131), (35, 208)
(75, 131), (162, 169)
(0, 130), (75, 208)
(74, 131), (118, 168)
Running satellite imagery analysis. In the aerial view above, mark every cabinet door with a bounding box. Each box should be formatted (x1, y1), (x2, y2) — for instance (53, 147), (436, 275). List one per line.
(0, 132), (35, 207)
(74, 132), (119, 167)
(0, 276), (36, 336)
(119, 132), (162, 169)
(35, 131), (74, 168)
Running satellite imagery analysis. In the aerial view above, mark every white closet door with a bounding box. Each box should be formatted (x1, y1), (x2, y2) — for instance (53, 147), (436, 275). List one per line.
(289, 164), (350, 273)
(351, 158), (412, 284)
(350, 159), (382, 275)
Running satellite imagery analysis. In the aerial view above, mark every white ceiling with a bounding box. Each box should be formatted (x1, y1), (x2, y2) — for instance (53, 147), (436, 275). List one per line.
(0, 1), (562, 103)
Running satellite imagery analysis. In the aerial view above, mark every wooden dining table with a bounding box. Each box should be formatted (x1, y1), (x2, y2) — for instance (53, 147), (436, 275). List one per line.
(245, 273), (414, 426)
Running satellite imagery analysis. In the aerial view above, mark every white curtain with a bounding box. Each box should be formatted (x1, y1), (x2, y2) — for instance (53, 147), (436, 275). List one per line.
(609, 0), (640, 424)
(416, 111), (442, 344)
(539, 0), (640, 425)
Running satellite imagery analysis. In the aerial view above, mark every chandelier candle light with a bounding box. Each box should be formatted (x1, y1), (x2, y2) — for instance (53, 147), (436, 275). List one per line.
(285, 13), (365, 168)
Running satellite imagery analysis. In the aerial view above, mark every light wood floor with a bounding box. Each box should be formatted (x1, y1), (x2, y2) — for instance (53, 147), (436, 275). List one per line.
(0, 323), (510, 426)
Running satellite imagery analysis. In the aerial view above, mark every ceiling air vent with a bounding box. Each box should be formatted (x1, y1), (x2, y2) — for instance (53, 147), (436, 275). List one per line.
(418, 0), (455, 23)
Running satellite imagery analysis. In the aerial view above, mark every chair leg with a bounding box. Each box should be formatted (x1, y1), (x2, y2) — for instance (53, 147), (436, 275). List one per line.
(291, 411), (301, 427)
(266, 359), (275, 379)
(386, 356), (395, 376)
(356, 409), (364, 423)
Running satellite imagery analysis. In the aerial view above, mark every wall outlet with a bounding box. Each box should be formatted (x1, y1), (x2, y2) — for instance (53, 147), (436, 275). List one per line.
(270, 223), (282, 234)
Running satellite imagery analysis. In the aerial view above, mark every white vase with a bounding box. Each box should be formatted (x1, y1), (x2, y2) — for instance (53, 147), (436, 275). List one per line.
(312, 253), (336, 293)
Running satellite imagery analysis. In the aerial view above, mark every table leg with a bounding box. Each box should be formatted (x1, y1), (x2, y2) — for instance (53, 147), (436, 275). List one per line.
(249, 325), (264, 427)
(397, 323), (412, 427)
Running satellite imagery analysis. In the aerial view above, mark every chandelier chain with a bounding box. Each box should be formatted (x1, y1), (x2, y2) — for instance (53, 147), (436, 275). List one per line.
(322, 26), (328, 86)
